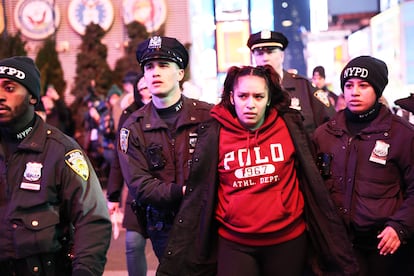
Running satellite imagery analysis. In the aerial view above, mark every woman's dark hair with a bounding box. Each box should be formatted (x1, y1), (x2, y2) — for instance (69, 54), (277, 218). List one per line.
(219, 65), (290, 117)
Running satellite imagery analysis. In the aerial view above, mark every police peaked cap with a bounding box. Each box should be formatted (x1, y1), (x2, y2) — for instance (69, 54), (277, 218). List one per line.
(247, 30), (289, 51)
(136, 36), (189, 69)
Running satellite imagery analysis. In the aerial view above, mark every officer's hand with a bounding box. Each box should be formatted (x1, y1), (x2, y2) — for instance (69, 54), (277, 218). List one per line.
(377, 226), (401, 255)
(107, 201), (120, 215)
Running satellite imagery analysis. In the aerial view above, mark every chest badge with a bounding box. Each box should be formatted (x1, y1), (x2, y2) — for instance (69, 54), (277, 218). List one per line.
(120, 128), (130, 153)
(369, 140), (389, 165)
(21, 162), (43, 191)
(289, 97), (301, 110)
(188, 132), (198, 153)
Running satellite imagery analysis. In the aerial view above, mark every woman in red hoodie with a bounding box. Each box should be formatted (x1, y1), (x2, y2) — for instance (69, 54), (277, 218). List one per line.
(210, 65), (308, 275)
(157, 65), (358, 275)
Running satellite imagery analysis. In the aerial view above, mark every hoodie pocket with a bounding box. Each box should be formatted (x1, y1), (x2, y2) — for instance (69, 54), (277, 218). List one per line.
(223, 191), (292, 234)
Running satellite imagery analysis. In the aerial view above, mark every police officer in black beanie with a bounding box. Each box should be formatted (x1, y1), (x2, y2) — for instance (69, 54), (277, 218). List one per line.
(313, 55), (414, 275)
(0, 56), (111, 276)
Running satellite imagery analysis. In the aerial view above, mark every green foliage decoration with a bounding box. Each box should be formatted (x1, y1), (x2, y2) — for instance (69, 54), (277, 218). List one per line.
(35, 37), (66, 97)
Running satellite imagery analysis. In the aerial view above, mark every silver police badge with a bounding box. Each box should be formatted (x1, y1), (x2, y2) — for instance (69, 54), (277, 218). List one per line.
(188, 132), (198, 154)
(369, 140), (390, 165)
(289, 97), (302, 111)
(21, 162), (42, 191)
(148, 36), (162, 49)
(23, 162), (43, 182)
(120, 128), (130, 153)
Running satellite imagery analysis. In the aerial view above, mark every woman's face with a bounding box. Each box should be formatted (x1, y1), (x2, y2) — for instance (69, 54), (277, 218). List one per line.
(343, 78), (377, 114)
(231, 75), (269, 130)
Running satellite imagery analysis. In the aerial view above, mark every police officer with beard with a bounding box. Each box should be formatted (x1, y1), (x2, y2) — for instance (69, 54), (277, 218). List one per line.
(0, 56), (111, 276)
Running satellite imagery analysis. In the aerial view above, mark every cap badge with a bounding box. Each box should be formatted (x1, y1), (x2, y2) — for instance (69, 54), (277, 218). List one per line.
(261, 30), (271, 39)
(148, 36), (162, 49)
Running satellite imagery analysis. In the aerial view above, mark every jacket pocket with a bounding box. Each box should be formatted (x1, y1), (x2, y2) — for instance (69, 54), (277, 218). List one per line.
(354, 178), (401, 226)
(12, 207), (61, 258)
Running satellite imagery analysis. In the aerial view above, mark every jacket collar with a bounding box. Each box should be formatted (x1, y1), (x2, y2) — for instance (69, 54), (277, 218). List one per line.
(326, 104), (392, 136)
(17, 115), (48, 152)
(137, 96), (207, 131)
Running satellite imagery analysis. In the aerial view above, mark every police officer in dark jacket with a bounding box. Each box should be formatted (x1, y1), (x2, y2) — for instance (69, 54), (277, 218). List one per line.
(117, 36), (213, 267)
(0, 56), (111, 276)
(247, 30), (335, 134)
(314, 56), (414, 275)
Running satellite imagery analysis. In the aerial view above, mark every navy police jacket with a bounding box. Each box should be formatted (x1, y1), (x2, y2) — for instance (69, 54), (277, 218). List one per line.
(313, 105), (414, 242)
(282, 70), (334, 134)
(118, 96), (213, 210)
(0, 115), (111, 276)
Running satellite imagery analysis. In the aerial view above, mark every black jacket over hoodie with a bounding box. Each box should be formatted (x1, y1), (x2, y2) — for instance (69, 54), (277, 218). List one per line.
(157, 108), (358, 276)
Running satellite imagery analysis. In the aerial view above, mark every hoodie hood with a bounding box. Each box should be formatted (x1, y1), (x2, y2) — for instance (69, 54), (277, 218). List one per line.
(211, 104), (280, 151)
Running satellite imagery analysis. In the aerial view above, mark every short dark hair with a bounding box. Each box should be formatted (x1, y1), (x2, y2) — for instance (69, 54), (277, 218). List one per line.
(312, 66), (325, 78)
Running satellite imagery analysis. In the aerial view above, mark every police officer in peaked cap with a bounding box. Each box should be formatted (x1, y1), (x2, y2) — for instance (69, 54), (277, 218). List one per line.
(247, 30), (335, 134)
(118, 36), (214, 275)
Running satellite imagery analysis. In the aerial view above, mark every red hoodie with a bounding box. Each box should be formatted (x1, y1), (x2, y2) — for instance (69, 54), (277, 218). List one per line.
(211, 105), (305, 246)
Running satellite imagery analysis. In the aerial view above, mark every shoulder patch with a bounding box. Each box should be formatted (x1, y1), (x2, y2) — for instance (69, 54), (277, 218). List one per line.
(65, 149), (89, 181)
(120, 128), (130, 153)
(314, 89), (331, 107)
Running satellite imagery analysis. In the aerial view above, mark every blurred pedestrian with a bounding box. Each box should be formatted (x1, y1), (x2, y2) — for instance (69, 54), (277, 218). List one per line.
(311, 65), (339, 114)
(107, 74), (150, 276)
(41, 84), (75, 136)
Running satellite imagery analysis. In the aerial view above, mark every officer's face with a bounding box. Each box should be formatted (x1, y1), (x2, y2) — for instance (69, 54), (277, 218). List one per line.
(343, 78), (377, 114)
(252, 47), (284, 73)
(231, 75), (269, 130)
(0, 78), (35, 127)
(143, 60), (184, 100)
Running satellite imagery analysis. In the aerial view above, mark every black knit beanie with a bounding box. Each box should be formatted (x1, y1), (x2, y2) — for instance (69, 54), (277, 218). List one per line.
(340, 55), (388, 98)
(0, 56), (41, 102)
